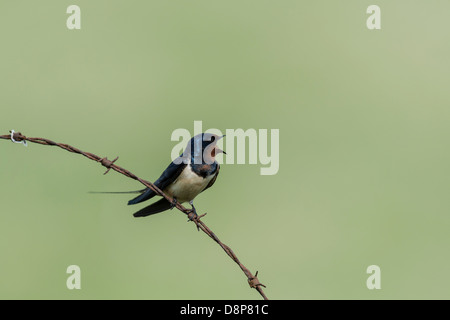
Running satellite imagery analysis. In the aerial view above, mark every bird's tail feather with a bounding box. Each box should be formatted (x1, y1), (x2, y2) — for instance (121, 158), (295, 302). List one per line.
(133, 198), (172, 217)
(88, 189), (146, 194)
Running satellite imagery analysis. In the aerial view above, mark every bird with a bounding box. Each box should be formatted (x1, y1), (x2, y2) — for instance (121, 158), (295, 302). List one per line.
(127, 133), (225, 218)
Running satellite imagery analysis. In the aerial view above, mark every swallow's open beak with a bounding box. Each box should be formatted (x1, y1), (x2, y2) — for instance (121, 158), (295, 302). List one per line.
(216, 148), (226, 155)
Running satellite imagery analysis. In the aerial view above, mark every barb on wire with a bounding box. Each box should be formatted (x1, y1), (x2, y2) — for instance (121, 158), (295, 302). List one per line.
(0, 130), (268, 300)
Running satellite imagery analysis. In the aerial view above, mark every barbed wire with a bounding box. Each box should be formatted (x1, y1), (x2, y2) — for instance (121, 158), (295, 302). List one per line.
(1, 130), (268, 300)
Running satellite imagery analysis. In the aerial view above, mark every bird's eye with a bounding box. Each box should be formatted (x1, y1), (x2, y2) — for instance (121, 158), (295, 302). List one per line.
(210, 136), (215, 142)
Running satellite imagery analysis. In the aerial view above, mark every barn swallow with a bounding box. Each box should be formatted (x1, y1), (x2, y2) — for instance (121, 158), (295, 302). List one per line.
(128, 133), (225, 218)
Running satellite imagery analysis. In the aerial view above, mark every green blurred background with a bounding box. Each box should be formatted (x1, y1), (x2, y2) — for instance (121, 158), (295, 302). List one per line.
(1, 1), (450, 299)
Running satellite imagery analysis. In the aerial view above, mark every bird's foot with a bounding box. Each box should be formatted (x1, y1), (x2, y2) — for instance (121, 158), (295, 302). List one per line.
(186, 200), (198, 218)
(186, 204), (207, 231)
(188, 201), (197, 214)
(169, 197), (178, 210)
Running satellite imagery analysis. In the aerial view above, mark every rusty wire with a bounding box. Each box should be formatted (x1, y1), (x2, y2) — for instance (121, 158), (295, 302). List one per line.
(1, 130), (268, 300)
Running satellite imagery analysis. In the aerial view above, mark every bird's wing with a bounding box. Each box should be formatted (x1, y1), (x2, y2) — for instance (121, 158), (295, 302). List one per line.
(203, 164), (220, 192)
(127, 188), (156, 205)
(154, 160), (188, 190)
(128, 160), (187, 205)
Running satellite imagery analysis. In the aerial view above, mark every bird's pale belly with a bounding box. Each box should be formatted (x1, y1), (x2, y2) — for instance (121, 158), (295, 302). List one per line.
(163, 166), (214, 203)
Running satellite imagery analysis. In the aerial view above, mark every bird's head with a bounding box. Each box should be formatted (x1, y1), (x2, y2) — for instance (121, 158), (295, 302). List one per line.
(184, 133), (226, 164)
